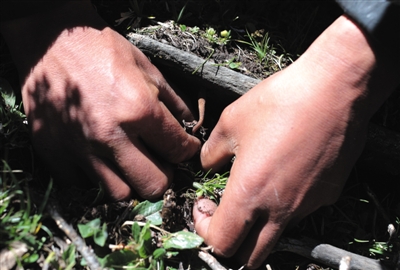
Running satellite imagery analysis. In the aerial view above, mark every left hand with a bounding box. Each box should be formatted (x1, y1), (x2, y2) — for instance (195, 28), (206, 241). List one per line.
(0, 1), (201, 200)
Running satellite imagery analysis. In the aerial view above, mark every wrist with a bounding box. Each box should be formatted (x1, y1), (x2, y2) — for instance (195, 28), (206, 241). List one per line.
(298, 15), (399, 121)
(335, 0), (400, 66)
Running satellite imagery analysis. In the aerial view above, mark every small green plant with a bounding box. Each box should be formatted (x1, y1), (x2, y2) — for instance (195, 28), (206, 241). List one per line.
(352, 238), (394, 257)
(46, 244), (77, 270)
(78, 218), (108, 247)
(1, 78), (29, 152)
(214, 57), (242, 70)
(203, 28), (231, 45)
(193, 171), (229, 202)
(239, 30), (276, 62)
(0, 162), (52, 269)
(99, 221), (203, 269)
(179, 24), (187, 32)
(219, 29), (231, 45)
(129, 199), (163, 225)
(96, 221), (155, 268)
(174, 1), (190, 24)
(369, 241), (393, 257)
(61, 244), (77, 270)
(204, 27), (217, 43)
(190, 26), (200, 34)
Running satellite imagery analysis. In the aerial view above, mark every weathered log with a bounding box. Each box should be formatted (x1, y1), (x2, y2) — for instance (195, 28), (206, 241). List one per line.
(127, 33), (258, 98)
(275, 237), (393, 270)
(127, 33), (400, 177)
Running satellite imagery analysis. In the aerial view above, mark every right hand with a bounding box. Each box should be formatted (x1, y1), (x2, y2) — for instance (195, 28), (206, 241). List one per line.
(193, 15), (400, 268)
(1, 1), (201, 200)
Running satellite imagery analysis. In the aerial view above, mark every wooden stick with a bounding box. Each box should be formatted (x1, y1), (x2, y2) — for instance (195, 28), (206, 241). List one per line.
(275, 237), (393, 270)
(47, 204), (102, 270)
(198, 251), (227, 270)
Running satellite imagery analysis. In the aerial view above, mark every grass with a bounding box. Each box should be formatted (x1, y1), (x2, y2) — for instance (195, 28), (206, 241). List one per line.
(1, 0), (400, 269)
(193, 171), (228, 203)
(0, 161), (52, 269)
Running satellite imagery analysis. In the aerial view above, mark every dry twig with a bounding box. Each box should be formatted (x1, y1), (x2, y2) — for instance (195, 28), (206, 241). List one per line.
(198, 251), (228, 270)
(47, 204), (102, 270)
(275, 237), (392, 270)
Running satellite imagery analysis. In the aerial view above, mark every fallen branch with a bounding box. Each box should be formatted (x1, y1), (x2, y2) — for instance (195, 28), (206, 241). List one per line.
(47, 204), (102, 270)
(127, 33), (259, 97)
(275, 237), (393, 270)
(198, 251), (227, 270)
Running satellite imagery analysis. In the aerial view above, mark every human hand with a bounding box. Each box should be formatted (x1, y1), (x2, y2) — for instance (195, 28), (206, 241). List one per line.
(193, 16), (400, 268)
(1, 1), (201, 200)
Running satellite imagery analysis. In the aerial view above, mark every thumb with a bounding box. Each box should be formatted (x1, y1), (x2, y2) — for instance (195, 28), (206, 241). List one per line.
(193, 198), (217, 237)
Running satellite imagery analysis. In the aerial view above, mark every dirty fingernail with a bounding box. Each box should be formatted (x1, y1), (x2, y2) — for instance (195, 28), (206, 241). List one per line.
(193, 198), (217, 223)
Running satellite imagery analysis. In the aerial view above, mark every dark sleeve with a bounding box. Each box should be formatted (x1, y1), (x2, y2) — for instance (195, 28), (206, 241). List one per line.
(0, 1), (69, 22)
(335, 0), (400, 62)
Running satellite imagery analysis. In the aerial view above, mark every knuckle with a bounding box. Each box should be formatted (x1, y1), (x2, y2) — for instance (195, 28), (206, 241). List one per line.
(107, 186), (132, 201)
(220, 105), (235, 124)
(164, 139), (192, 163)
(138, 176), (170, 199)
(212, 243), (236, 258)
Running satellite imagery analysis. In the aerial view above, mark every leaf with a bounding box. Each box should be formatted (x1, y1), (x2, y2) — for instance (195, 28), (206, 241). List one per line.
(165, 251), (179, 258)
(78, 218), (101, 238)
(93, 223), (108, 247)
(99, 249), (138, 268)
(138, 222), (152, 258)
(0, 78), (16, 108)
(152, 248), (166, 259)
(132, 222), (141, 243)
(23, 253), (39, 264)
(163, 231), (203, 250)
(229, 62), (241, 69)
(62, 244), (76, 270)
(131, 200), (163, 218)
(145, 211), (162, 225)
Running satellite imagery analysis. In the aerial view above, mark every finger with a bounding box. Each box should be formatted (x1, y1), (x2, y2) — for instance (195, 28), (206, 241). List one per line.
(235, 220), (284, 269)
(83, 155), (133, 200)
(136, 101), (202, 164)
(200, 119), (236, 171)
(112, 136), (174, 199)
(157, 78), (196, 122)
(193, 162), (261, 257)
(193, 198), (218, 223)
